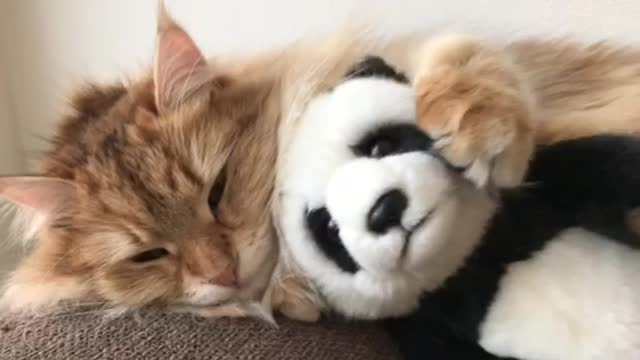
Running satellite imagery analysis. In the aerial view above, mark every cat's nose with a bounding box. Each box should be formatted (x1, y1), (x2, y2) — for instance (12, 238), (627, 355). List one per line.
(208, 267), (238, 287)
(367, 189), (408, 234)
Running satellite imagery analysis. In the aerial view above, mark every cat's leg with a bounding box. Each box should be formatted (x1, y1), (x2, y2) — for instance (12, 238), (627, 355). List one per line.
(270, 273), (321, 322)
(414, 35), (536, 189)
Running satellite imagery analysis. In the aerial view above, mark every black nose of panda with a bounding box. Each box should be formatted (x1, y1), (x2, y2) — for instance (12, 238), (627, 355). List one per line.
(367, 189), (408, 234)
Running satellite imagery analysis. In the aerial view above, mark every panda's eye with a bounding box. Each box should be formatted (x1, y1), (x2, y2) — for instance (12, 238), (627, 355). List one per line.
(353, 124), (433, 158)
(369, 138), (395, 158)
(305, 207), (360, 273)
(307, 208), (340, 239)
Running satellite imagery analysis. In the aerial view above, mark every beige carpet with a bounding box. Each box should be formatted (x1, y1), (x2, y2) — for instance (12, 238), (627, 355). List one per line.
(0, 308), (400, 360)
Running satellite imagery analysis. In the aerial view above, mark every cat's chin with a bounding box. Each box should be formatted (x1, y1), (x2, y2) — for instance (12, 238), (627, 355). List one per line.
(179, 284), (239, 307)
(177, 269), (273, 308)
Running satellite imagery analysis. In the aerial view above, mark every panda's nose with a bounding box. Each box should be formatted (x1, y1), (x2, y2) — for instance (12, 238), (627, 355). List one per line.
(367, 189), (408, 234)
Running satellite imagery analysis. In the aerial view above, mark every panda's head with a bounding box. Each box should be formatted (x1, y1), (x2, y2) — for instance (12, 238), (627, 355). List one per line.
(278, 57), (496, 319)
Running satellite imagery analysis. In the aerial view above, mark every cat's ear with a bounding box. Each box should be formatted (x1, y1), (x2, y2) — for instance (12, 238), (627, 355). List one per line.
(0, 176), (76, 216)
(154, 3), (211, 115)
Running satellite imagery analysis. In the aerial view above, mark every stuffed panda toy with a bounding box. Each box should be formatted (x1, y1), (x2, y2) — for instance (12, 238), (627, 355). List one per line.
(278, 56), (640, 360)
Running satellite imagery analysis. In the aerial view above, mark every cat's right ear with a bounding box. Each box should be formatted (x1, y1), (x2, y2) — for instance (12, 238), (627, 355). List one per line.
(153, 3), (212, 115)
(0, 176), (76, 217)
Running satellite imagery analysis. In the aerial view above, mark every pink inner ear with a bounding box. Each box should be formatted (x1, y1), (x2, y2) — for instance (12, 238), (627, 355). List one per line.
(0, 177), (76, 215)
(153, 17), (210, 114)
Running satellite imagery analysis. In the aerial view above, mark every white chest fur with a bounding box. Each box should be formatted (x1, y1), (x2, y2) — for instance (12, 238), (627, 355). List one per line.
(479, 228), (640, 360)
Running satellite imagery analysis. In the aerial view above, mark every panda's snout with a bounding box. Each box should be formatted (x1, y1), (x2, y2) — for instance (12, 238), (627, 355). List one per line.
(367, 189), (408, 234)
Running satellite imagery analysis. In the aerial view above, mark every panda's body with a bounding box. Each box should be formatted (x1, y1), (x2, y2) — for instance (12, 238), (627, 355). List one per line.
(278, 57), (640, 360)
(386, 135), (640, 360)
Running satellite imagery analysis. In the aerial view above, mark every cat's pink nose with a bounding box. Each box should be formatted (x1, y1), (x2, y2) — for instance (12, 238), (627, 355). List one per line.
(209, 268), (238, 287)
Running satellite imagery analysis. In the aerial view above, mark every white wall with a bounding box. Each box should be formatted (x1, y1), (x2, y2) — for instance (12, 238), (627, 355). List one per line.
(0, 2), (25, 276)
(0, 1), (23, 175)
(0, 61), (23, 273)
(0, 72), (22, 176)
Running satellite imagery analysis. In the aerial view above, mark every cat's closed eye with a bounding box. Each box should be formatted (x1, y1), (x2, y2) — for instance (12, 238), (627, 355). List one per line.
(132, 248), (170, 263)
(208, 173), (226, 216)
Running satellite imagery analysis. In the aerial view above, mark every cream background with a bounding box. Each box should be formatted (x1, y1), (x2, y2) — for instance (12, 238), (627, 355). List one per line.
(0, 0), (640, 272)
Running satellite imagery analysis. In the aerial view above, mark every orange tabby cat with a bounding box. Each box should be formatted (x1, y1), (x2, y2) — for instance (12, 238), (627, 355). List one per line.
(1, 5), (640, 321)
(0, 8), (282, 317)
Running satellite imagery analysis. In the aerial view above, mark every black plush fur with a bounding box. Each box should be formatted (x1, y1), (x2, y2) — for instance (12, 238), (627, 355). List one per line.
(352, 124), (434, 158)
(345, 55), (409, 83)
(306, 207), (360, 273)
(385, 135), (640, 360)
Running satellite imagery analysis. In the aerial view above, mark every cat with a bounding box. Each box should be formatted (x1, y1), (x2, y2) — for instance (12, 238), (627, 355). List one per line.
(0, 7), (283, 318)
(1, 4), (640, 320)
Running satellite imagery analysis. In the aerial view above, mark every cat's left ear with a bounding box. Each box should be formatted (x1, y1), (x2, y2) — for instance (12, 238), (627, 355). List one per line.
(153, 3), (212, 115)
(0, 176), (76, 216)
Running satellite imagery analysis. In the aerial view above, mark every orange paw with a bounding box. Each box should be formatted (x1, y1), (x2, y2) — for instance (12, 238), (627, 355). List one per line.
(271, 274), (321, 322)
(415, 35), (536, 188)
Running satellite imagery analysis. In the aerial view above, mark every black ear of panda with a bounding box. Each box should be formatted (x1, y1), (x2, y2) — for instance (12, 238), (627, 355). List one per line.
(346, 56), (408, 83)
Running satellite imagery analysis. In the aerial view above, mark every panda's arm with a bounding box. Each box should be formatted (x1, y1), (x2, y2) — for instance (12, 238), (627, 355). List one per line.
(526, 135), (640, 248)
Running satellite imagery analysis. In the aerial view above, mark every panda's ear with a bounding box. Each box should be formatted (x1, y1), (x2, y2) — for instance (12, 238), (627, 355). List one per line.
(345, 56), (408, 83)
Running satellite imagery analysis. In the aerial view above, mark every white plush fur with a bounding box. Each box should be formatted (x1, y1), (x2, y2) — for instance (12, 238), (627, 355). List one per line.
(479, 228), (640, 360)
(279, 77), (494, 318)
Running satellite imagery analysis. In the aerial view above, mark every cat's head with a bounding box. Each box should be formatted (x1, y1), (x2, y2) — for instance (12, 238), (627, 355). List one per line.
(278, 60), (496, 319)
(0, 8), (279, 315)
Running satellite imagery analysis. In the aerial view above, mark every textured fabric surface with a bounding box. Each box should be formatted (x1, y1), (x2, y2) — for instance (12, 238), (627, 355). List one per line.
(0, 308), (400, 360)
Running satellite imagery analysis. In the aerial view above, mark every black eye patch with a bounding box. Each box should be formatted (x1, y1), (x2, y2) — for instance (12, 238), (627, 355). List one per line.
(305, 207), (360, 274)
(352, 124), (434, 158)
(346, 55), (408, 83)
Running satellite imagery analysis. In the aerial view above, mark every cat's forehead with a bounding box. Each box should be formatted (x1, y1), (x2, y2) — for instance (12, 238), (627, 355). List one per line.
(42, 81), (200, 223)
(48, 75), (276, 239)
(45, 78), (153, 178)
(48, 78), (229, 182)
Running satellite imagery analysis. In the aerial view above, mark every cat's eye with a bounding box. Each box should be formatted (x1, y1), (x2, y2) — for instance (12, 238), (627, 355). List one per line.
(131, 248), (169, 263)
(208, 174), (226, 215)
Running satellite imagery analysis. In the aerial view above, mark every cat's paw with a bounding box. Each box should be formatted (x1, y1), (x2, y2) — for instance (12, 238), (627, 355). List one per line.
(271, 275), (321, 322)
(414, 35), (536, 188)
